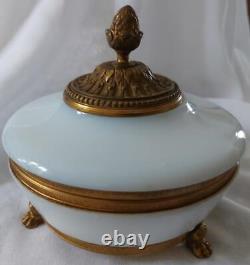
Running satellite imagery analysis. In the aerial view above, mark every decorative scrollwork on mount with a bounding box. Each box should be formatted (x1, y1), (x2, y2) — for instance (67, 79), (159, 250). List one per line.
(64, 61), (182, 111)
(63, 5), (183, 116)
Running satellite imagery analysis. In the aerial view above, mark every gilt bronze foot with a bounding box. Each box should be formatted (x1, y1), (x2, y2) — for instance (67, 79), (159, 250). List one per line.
(186, 222), (212, 258)
(22, 202), (44, 229)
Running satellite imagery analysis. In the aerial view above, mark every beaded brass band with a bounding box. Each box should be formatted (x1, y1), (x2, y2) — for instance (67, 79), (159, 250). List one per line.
(10, 159), (238, 213)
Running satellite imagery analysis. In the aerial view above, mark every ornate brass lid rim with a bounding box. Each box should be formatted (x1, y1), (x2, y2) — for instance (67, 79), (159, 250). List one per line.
(10, 159), (238, 213)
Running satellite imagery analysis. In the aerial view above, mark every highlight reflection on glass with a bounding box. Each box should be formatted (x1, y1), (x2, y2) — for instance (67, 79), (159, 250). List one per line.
(186, 102), (196, 114)
(235, 130), (246, 139)
(17, 158), (47, 172)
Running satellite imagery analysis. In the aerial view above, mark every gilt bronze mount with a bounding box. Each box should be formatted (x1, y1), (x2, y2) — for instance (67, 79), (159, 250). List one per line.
(22, 202), (44, 229)
(64, 5), (183, 116)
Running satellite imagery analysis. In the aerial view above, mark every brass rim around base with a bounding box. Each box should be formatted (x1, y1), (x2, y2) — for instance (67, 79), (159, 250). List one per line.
(22, 204), (212, 258)
(47, 222), (186, 255)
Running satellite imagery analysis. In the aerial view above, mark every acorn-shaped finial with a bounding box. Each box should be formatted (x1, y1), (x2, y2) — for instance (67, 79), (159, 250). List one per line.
(106, 5), (143, 63)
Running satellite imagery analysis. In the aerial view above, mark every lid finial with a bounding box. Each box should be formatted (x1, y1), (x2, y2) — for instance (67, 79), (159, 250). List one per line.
(106, 5), (143, 63)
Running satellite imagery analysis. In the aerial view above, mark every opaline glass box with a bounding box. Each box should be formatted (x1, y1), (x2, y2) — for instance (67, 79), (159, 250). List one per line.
(2, 5), (246, 258)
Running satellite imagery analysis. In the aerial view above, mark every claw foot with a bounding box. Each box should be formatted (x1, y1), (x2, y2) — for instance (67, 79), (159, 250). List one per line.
(22, 202), (44, 229)
(186, 222), (212, 258)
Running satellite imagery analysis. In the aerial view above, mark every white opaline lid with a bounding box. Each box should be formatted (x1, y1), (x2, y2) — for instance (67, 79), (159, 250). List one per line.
(2, 92), (245, 191)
